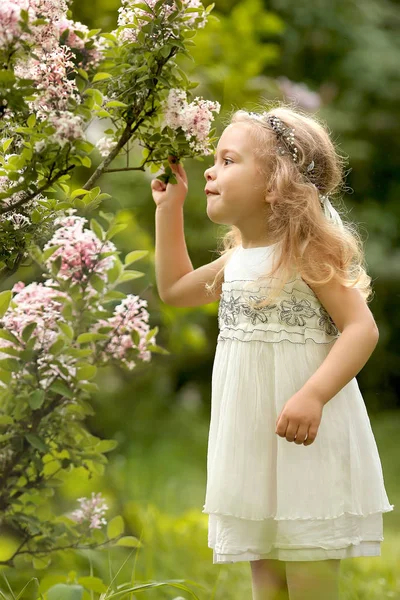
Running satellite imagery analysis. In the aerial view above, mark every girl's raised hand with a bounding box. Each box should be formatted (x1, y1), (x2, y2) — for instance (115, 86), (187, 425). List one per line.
(151, 155), (188, 208)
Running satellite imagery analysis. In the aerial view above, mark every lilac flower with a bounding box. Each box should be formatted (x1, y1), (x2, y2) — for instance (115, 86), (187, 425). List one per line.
(42, 211), (117, 290)
(277, 76), (322, 112)
(49, 111), (85, 148)
(0, 281), (69, 355)
(91, 295), (156, 371)
(55, 18), (106, 69)
(96, 136), (118, 157)
(70, 492), (109, 530)
(162, 88), (220, 156)
(115, 0), (207, 45)
(0, 2), (24, 51)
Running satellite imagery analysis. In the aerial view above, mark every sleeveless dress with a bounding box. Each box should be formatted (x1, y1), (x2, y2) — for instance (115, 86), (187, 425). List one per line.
(203, 243), (394, 564)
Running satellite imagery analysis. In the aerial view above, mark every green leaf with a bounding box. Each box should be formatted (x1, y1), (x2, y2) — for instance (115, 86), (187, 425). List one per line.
(93, 72), (112, 82)
(28, 389), (45, 410)
(0, 290), (12, 318)
(76, 332), (109, 343)
(124, 250), (149, 266)
(76, 364), (97, 381)
(0, 357), (20, 371)
(105, 100), (128, 108)
(77, 577), (107, 594)
(96, 439), (118, 453)
(115, 535), (143, 548)
(25, 433), (48, 452)
(21, 322), (38, 343)
(90, 218), (104, 241)
(27, 114), (36, 128)
(147, 343), (170, 355)
(105, 223), (127, 240)
(42, 244), (63, 261)
(49, 380), (74, 399)
(0, 415), (13, 426)
(107, 515), (124, 539)
(118, 270), (144, 282)
(80, 155), (91, 168)
(71, 188), (91, 199)
(57, 322), (74, 340)
(47, 584), (84, 600)
(2, 138), (12, 152)
(0, 328), (20, 345)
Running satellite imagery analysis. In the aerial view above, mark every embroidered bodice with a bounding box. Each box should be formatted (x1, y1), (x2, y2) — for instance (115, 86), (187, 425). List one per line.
(218, 244), (339, 345)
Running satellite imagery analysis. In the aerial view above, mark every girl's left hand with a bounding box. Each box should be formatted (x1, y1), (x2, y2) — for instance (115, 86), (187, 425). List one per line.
(275, 389), (324, 446)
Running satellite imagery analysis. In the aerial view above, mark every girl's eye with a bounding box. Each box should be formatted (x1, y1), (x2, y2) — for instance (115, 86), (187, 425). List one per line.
(223, 158), (232, 165)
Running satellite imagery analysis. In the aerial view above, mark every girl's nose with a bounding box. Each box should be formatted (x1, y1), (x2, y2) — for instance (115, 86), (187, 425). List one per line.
(204, 167), (215, 181)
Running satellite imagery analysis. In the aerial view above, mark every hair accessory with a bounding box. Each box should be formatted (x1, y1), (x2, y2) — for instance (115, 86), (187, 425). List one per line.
(247, 111), (344, 229)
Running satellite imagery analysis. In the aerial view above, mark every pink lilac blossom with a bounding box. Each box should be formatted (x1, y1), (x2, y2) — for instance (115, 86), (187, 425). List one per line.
(96, 136), (117, 157)
(0, 2), (25, 51)
(15, 0), (69, 21)
(115, 0), (207, 45)
(0, 281), (69, 355)
(49, 111), (85, 148)
(91, 294), (156, 371)
(55, 18), (106, 69)
(277, 76), (322, 112)
(14, 45), (79, 118)
(42, 211), (116, 290)
(162, 88), (220, 156)
(69, 492), (109, 530)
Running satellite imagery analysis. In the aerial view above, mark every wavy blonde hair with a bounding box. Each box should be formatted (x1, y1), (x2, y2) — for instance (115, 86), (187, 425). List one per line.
(205, 100), (373, 309)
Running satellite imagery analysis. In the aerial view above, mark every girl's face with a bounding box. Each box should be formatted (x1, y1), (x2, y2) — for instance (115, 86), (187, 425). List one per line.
(204, 122), (270, 237)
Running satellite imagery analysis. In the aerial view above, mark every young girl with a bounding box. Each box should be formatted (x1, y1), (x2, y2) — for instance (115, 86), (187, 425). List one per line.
(151, 104), (394, 600)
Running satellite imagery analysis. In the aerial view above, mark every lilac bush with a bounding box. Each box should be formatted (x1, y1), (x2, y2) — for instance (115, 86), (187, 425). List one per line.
(0, 0), (220, 571)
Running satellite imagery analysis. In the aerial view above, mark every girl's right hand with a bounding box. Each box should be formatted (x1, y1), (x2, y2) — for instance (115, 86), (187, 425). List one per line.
(151, 155), (188, 208)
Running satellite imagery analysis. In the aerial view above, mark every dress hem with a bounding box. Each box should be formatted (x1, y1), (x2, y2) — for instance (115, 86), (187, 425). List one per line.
(202, 505), (395, 521)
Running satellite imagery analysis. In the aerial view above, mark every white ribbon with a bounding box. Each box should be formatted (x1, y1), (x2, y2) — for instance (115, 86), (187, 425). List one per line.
(320, 195), (345, 230)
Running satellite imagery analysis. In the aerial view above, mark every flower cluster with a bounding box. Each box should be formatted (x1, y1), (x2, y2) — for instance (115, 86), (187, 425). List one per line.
(96, 136), (118, 157)
(0, 281), (69, 356)
(114, 0), (207, 46)
(15, 46), (80, 118)
(91, 295), (156, 371)
(162, 88), (220, 156)
(49, 111), (85, 148)
(55, 18), (106, 69)
(69, 492), (109, 530)
(42, 212), (116, 289)
(0, 2), (25, 51)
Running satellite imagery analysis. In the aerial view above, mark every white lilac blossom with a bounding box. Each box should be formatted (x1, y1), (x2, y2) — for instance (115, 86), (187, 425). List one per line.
(91, 294), (156, 371)
(49, 111), (85, 148)
(69, 492), (109, 530)
(96, 136), (117, 157)
(162, 88), (220, 156)
(115, 0), (207, 45)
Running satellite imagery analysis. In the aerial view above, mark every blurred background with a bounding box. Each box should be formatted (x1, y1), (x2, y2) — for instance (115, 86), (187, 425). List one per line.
(6, 0), (400, 598)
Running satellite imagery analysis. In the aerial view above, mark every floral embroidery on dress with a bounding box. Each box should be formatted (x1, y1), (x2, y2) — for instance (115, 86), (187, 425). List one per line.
(218, 294), (242, 326)
(278, 295), (317, 327)
(241, 295), (277, 325)
(318, 306), (339, 336)
(218, 288), (339, 339)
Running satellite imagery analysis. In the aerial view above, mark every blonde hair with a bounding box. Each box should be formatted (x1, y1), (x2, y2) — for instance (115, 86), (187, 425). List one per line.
(205, 100), (373, 309)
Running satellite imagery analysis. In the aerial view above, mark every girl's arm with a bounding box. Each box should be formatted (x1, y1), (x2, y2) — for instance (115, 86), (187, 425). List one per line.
(301, 277), (379, 406)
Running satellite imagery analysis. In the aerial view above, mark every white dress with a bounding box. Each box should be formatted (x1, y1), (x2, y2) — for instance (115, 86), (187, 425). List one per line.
(203, 243), (394, 564)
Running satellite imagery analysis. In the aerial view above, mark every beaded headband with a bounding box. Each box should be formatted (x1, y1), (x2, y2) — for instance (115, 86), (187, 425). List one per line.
(247, 111), (344, 229)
